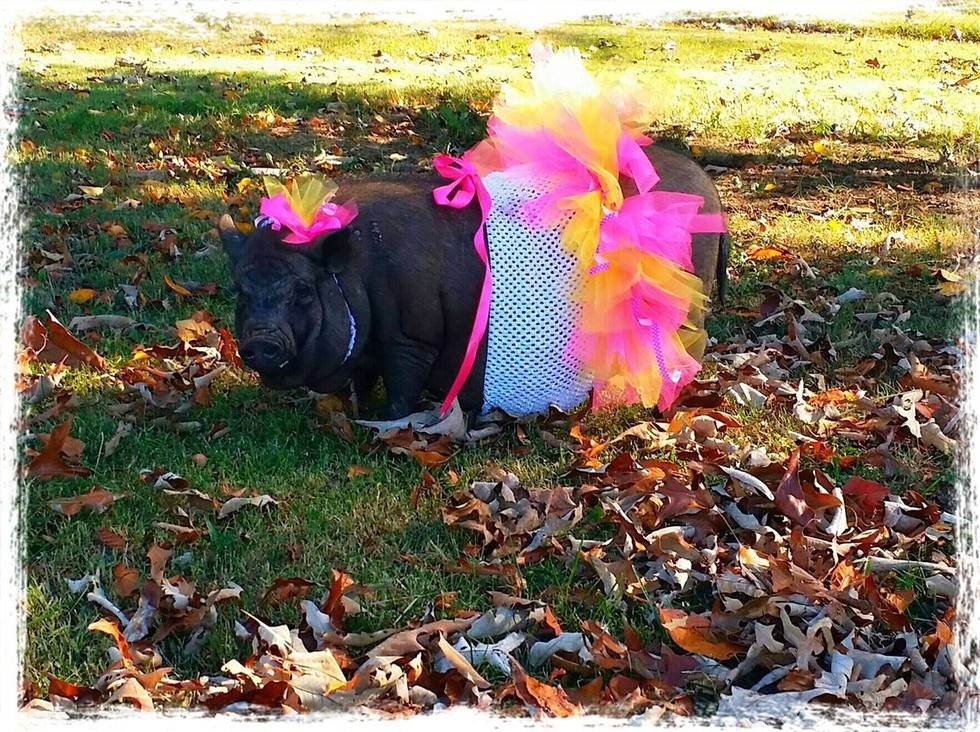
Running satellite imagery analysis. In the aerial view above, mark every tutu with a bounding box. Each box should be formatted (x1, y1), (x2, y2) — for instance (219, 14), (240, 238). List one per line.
(435, 41), (726, 415)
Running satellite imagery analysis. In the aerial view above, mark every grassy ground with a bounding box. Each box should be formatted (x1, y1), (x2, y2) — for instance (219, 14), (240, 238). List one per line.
(14, 12), (977, 703)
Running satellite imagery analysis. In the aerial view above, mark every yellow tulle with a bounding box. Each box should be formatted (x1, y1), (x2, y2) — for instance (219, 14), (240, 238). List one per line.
(460, 41), (717, 410)
(262, 174), (340, 228)
(485, 43), (657, 267)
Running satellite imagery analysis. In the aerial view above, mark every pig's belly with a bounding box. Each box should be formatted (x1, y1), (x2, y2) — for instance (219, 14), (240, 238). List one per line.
(481, 171), (593, 415)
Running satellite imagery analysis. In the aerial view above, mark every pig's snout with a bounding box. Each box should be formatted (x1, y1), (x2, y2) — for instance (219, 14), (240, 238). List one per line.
(240, 332), (292, 372)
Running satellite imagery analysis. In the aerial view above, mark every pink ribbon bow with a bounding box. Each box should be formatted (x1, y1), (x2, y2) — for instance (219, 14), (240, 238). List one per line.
(432, 153), (493, 416)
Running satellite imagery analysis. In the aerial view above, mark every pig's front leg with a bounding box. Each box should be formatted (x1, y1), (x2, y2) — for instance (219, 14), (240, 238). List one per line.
(351, 350), (381, 405)
(383, 340), (439, 418)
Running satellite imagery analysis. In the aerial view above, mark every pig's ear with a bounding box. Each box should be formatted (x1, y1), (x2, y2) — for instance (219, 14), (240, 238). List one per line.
(218, 214), (248, 264)
(313, 226), (352, 274)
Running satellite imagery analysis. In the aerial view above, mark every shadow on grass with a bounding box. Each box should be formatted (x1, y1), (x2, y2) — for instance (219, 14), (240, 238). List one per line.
(19, 66), (969, 200)
(654, 138), (968, 197)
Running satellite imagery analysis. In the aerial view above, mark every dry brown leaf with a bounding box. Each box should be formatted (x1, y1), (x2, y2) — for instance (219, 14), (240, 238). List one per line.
(367, 617), (475, 658)
(347, 464), (372, 478)
(509, 655), (581, 717)
(69, 288), (98, 303)
(133, 667), (173, 692)
(46, 675), (102, 705)
(112, 563), (141, 598)
(106, 677), (154, 711)
(68, 315), (136, 333)
(37, 429), (85, 460)
(262, 577), (315, 608)
(163, 273), (192, 297)
(746, 244), (792, 261)
(774, 449), (814, 527)
(658, 608), (745, 661)
(102, 422), (133, 458)
(88, 617), (132, 662)
(28, 416), (94, 481)
(842, 476), (890, 517)
(48, 486), (122, 516)
(321, 568), (356, 628)
(22, 311), (108, 371)
(436, 633), (491, 689)
(411, 449), (451, 467)
(98, 526), (127, 550)
(152, 522), (204, 545)
(175, 317), (213, 343)
(147, 543), (172, 583)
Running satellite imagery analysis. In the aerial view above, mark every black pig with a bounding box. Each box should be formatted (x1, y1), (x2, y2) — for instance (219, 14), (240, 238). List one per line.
(220, 145), (729, 418)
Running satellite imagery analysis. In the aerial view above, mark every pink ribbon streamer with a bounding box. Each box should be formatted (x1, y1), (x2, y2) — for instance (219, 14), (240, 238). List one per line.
(616, 131), (658, 194)
(432, 154), (493, 416)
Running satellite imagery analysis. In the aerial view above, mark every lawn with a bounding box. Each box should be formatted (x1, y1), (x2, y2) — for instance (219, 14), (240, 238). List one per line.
(14, 8), (976, 719)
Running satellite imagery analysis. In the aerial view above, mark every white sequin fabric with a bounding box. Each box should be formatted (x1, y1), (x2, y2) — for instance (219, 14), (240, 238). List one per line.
(481, 171), (593, 415)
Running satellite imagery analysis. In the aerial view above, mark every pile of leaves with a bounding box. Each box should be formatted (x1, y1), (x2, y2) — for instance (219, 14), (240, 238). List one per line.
(20, 239), (966, 719)
(24, 334), (961, 718)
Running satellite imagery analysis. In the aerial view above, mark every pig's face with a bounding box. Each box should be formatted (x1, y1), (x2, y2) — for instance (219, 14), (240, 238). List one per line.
(219, 215), (357, 393)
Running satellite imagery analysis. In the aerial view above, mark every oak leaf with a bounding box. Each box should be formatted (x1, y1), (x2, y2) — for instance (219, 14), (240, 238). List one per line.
(28, 417), (94, 481)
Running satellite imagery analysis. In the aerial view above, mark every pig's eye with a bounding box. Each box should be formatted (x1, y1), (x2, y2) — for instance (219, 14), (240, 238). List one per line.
(295, 282), (315, 305)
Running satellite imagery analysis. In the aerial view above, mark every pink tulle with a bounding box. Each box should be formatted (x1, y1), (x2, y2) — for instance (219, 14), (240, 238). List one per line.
(443, 42), (729, 412)
(259, 193), (358, 245)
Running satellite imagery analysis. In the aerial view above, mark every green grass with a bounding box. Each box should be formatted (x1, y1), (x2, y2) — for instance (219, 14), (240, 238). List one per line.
(15, 12), (973, 698)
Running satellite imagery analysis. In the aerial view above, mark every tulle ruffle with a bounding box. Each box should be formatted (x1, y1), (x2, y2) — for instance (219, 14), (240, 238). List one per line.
(457, 41), (726, 410)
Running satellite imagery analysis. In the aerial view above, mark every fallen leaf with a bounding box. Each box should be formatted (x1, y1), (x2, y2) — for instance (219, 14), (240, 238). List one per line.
(48, 486), (122, 516)
(509, 655), (581, 717)
(746, 244), (793, 260)
(218, 493), (278, 519)
(435, 633), (491, 689)
(163, 273), (192, 297)
(842, 476), (890, 516)
(102, 422), (133, 458)
(106, 677), (153, 711)
(152, 522), (203, 545)
(774, 449), (814, 526)
(88, 617), (133, 661)
(22, 311), (107, 370)
(658, 608), (745, 660)
(69, 315), (136, 332)
(936, 281), (967, 297)
(28, 417), (94, 481)
(262, 577), (315, 608)
(112, 563), (141, 597)
(69, 288), (98, 303)
(412, 449), (451, 467)
(367, 617), (475, 658)
(147, 543), (172, 583)
(347, 464), (372, 478)
(175, 317), (213, 343)
(98, 526), (127, 550)
(46, 675), (102, 705)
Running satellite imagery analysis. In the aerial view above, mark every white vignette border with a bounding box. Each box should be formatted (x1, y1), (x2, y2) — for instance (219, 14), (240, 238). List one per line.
(1, 2), (978, 731)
